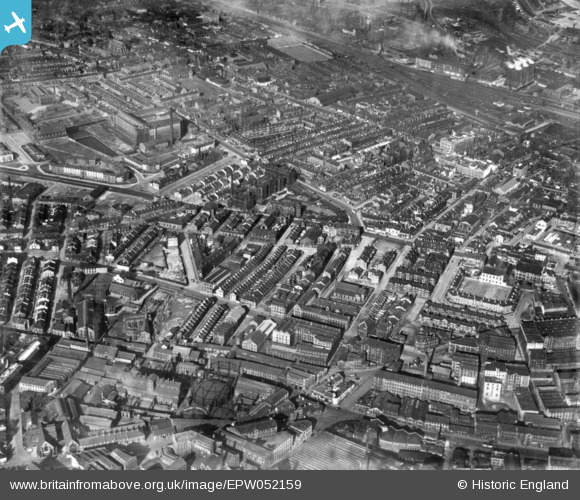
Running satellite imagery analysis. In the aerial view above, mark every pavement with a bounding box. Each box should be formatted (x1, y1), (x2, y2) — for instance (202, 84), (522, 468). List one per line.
(338, 372), (377, 410)
(343, 243), (411, 339)
(179, 237), (200, 284)
(138, 273), (275, 321)
(0, 163), (155, 201)
(212, 134), (252, 160)
(506, 290), (534, 329)
(0, 131), (36, 163)
(309, 406), (364, 433)
(431, 255), (462, 303)
(409, 184), (482, 244)
(37, 163), (141, 189)
(459, 205), (511, 253)
(296, 180), (364, 228)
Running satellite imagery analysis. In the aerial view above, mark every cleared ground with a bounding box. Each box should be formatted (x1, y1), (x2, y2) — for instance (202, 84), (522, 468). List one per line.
(141, 243), (167, 268)
(75, 136), (118, 157)
(97, 191), (145, 207)
(460, 277), (512, 302)
(276, 44), (331, 62)
(148, 291), (201, 339)
(44, 183), (90, 197)
(42, 137), (102, 161)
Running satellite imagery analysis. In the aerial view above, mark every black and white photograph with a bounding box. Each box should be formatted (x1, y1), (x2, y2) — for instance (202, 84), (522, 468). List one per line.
(0, 0), (579, 478)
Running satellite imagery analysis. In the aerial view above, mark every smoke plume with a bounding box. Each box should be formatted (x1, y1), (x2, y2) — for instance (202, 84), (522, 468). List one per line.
(400, 19), (463, 55)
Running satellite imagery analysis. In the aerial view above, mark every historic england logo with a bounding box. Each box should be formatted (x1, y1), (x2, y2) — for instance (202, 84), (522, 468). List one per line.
(0, 0), (31, 55)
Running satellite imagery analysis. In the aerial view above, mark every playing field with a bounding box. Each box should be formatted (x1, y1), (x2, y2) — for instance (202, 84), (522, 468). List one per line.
(460, 277), (512, 302)
(276, 44), (331, 62)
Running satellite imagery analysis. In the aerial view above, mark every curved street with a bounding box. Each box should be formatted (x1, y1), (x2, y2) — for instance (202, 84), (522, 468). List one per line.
(296, 180), (364, 228)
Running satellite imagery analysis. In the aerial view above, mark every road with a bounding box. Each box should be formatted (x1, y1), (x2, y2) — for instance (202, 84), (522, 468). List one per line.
(138, 273), (273, 319)
(506, 290), (534, 329)
(338, 372), (378, 410)
(220, 3), (578, 130)
(422, 0), (445, 33)
(297, 180), (363, 228)
(0, 128), (165, 199)
(431, 256), (462, 304)
(0, 164), (155, 201)
(343, 242), (411, 339)
(37, 163), (140, 189)
(410, 185), (481, 243)
(158, 154), (237, 198)
(211, 133), (252, 160)
(399, 67), (579, 126)
(309, 406), (364, 433)
(0, 131), (37, 164)
(179, 237), (200, 284)
(459, 205), (511, 252)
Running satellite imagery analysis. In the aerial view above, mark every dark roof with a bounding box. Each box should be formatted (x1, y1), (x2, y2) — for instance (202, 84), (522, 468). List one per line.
(522, 318), (580, 339)
(311, 86), (357, 106)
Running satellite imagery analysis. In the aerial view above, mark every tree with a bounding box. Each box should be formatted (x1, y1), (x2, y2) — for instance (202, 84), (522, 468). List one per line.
(29, 393), (48, 413)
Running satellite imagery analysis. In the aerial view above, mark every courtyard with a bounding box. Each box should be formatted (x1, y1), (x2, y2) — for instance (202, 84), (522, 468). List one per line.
(460, 277), (512, 302)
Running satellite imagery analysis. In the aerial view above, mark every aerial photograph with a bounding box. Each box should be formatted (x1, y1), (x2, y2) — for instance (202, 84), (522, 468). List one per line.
(0, 0), (579, 472)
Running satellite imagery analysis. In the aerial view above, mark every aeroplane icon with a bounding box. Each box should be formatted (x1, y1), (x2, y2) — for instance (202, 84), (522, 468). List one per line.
(5, 12), (26, 34)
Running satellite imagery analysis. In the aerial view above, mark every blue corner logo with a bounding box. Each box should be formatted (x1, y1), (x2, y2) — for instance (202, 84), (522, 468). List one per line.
(0, 0), (31, 55)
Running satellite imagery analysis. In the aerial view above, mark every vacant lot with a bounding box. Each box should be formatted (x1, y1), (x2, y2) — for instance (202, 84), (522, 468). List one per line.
(42, 137), (101, 161)
(141, 243), (167, 268)
(75, 135), (118, 157)
(148, 291), (200, 338)
(277, 44), (331, 62)
(460, 277), (512, 302)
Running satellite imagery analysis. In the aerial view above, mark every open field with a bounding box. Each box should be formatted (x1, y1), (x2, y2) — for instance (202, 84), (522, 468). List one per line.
(305, 204), (336, 217)
(141, 243), (167, 268)
(44, 183), (90, 197)
(99, 191), (148, 207)
(42, 137), (103, 161)
(6, 96), (43, 114)
(460, 277), (512, 302)
(276, 44), (331, 62)
(75, 135), (118, 157)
